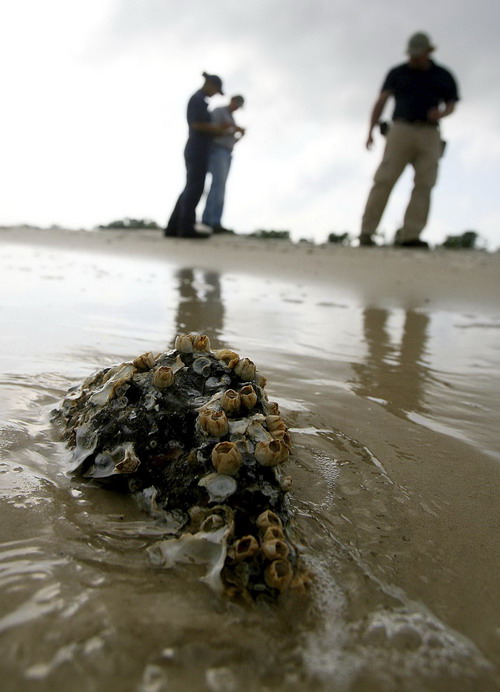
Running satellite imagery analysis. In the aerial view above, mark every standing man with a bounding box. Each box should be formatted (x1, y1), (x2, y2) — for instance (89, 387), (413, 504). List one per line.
(202, 95), (246, 233)
(359, 32), (459, 248)
(165, 72), (230, 239)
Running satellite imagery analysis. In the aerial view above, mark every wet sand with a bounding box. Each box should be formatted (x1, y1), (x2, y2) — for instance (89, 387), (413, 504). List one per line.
(0, 226), (499, 691)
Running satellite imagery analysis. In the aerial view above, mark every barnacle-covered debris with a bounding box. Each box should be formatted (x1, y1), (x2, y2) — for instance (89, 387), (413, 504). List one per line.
(52, 333), (310, 602)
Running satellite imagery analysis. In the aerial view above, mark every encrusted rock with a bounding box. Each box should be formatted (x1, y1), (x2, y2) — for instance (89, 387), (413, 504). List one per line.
(52, 333), (309, 601)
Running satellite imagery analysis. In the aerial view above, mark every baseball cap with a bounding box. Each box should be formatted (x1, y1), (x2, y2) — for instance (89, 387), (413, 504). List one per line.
(407, 32), (435, 57)
(202, 72), (224, 94)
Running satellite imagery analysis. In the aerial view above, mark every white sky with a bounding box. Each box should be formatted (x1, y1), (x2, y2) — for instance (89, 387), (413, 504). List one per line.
(1, 0), (499, 247)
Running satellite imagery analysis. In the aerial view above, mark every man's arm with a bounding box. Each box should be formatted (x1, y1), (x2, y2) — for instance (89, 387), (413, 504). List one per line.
(366, 90), (391, 150)
(191, 121), (230, 136)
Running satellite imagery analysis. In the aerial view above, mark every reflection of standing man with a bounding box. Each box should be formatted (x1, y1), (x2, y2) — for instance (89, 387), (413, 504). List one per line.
(352, 308), (429, 419)
(359, 33), (459, 248)
(165, 73), (229, 240)
(174, 268), (224, 348)
(202, 96), (246, 233)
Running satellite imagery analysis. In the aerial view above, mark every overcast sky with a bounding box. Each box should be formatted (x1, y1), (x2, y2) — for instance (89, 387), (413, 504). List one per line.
(1, 0), (499, 247)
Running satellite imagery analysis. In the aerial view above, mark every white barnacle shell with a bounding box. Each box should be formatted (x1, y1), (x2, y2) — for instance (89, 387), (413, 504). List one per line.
(115, 443), (141, 473)
(198, 473), (238, 503)
(175, 334), (193, 353)
(232, 437), (254, 456)
(211, 441), (242, 476)
(89, 363), (136, 406)
(136, 487), (187, 530)
(264, 559), (293, 591)
(85, 442), (140, 478)
(192, 333), (211, 352)
(147, 523), (231, 593)
(198, 409), (229, 438)
(205, 374), (231, 392)
(228, 418), (249, 436)
(220, 389), (241, 415)
(233, 358), (256, 382)
(132, 352), (156, 371)
(261, 538), (290, 561)
(246, 420), (273, 443)
(68, 424), (99, 472)
(239, 384), (258, 410)
(192, 356), (212, 377)
(152, 366), (175, 389)
(254, 439), (289, 466)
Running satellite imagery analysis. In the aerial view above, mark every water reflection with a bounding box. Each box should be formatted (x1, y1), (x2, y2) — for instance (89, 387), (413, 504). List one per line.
(174, 268), (225, 349)
(351, 308), (430, 419)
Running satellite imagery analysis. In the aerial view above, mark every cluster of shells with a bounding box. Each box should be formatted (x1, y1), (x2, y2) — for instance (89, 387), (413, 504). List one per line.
(53, 333), (310, 602)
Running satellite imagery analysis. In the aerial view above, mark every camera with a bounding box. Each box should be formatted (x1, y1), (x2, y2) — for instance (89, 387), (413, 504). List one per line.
(378, 120), (389, 136)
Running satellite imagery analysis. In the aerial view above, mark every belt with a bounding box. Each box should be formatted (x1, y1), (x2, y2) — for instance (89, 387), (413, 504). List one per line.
(394, 118), (438, 128)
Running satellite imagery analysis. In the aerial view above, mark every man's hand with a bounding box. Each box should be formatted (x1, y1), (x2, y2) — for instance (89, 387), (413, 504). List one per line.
(427, 101), (456, 122)
(365, 90), (391, 150)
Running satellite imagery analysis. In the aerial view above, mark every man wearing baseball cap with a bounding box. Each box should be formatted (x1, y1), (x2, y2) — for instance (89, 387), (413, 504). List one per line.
(165, 72), (230, 239)
(359, 32), (459, 248)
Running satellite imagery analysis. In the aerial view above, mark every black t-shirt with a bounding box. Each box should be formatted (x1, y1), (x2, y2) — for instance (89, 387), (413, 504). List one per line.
(382, 61), (459, 122)
(185, 89), (211, 157)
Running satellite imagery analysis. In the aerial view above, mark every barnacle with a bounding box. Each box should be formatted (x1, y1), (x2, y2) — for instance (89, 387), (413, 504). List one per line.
(211, 441), (243, 476)
(152, 366), (175, 389)
(198, 409), (229, 438)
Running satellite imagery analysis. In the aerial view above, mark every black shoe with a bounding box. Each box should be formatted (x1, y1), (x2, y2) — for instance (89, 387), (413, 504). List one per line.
(359, 235), (376, 246)
(178, 226), (211, 239)
(396, 239), (429, 249)
(212, 224), (234, 234)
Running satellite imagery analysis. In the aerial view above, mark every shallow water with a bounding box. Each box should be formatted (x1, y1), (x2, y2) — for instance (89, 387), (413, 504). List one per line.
(0, 243), (498, 691)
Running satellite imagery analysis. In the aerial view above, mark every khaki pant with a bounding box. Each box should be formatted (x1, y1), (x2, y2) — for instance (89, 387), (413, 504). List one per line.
(361, 121), (442, 242)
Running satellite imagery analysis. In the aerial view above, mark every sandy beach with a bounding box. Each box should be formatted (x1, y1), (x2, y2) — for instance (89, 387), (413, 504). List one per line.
(0, 226), (499, 691)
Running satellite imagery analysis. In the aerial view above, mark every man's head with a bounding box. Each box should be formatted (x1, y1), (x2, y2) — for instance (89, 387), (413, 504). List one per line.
(202, 72), (224, 96)
(406, 32), (435, 68)
(407, 32), (434, 57)
(229, 95), (244, 112)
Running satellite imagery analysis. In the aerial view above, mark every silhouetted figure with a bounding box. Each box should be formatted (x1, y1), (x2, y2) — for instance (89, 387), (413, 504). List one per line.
(359, 33), (459, 249)
(165, 73), (229, 240)
(202, 95), (246, 233)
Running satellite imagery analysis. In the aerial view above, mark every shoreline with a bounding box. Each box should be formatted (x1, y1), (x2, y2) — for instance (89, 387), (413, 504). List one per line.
(2, 225), (500, 314)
